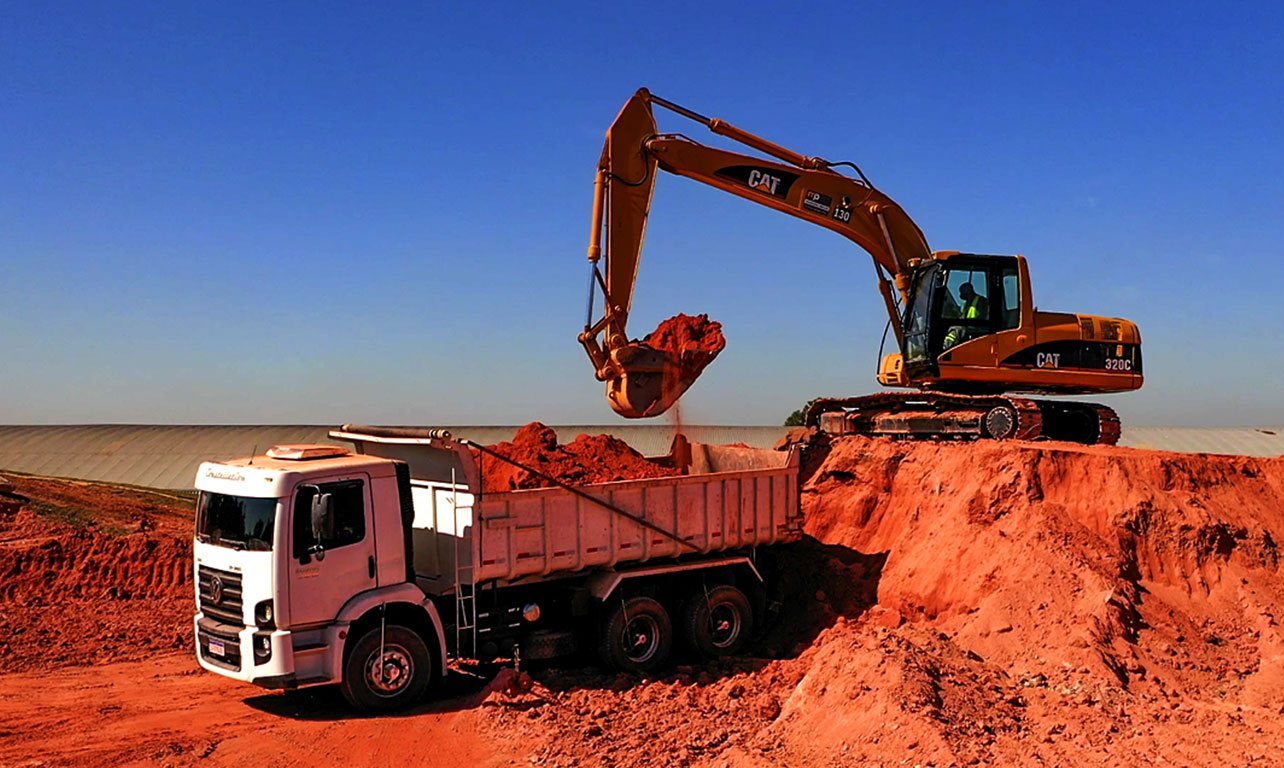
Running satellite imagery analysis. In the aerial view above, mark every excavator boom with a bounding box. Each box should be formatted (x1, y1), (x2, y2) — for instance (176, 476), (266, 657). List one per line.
(581, 88), (931, 417)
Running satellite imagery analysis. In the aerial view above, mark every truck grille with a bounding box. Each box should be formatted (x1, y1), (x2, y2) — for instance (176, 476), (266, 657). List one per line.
(198, 565), (243, 625)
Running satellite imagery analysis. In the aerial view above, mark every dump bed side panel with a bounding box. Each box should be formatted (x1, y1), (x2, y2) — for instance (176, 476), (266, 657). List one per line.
(331, 429), (802, 591)
(472, 453), (801, 583)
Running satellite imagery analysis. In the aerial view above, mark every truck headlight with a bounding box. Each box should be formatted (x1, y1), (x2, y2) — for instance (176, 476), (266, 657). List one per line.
(255, 600), (275, 629)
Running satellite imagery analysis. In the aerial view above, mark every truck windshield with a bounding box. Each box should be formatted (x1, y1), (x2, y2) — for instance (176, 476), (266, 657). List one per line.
(196, 492), (277, 551)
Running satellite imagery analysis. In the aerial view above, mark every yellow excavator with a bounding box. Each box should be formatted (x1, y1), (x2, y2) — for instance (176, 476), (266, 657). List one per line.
(578, 89), (1142, 444)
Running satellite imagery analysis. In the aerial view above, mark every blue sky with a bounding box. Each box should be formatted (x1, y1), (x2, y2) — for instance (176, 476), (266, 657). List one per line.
(2, 2), (1281, 426)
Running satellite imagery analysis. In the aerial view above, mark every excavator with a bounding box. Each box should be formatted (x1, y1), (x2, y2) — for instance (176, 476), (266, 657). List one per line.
(577, 89), (1142, 444)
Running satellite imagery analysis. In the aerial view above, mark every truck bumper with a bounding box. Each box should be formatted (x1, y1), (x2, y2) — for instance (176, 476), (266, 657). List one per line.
(194, 614), (337, 689)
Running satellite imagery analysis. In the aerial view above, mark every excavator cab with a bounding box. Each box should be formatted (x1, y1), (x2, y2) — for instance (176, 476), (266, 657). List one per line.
(893, 254), (1024, 388)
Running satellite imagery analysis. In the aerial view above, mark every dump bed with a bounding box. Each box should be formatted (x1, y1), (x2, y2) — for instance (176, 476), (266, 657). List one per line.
(331, 427), (803, 593)
(473, 443), (801, 582)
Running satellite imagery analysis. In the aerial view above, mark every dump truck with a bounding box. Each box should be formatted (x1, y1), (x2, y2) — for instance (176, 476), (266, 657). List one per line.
(192, 425), (802, 711)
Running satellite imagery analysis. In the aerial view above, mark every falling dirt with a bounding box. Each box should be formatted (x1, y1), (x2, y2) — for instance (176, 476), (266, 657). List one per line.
(479, 422), (679, 491)
(642, 312), (726, 383)
(6, 438), (1284, 766)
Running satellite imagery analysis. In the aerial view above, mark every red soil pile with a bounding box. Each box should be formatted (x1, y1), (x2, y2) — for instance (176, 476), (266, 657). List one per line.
(480, 422), (679, 492)
(481, 438), (1284, 767)
(0, 475), (193, 672)
(642, 312), (726, 382)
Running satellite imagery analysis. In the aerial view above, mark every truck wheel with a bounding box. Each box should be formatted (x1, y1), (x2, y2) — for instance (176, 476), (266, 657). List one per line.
(683, 585), (753, 658)
(340, 624), (433, 712)
(598, 596), (673, 674)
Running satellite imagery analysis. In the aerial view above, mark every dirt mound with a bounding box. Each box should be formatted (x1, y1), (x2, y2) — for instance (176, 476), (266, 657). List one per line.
(479, 422), (678, 491)
(804, 438), (1284, 695)
(0, 474), (194, 672)
(642, 312), (726, 382)
(481, 438), (1284, 767)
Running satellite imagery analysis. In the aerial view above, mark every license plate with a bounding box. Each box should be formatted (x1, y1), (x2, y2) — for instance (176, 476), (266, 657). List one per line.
(209, 639), (225, 657)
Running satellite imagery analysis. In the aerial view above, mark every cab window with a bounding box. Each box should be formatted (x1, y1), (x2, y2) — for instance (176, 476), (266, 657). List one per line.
(942, 268), (991, 322)
(939, 266), (993, 351)
(293, 480), (366, 558)
(999, 268), (1020, 330)
(902, 269), (937, 365)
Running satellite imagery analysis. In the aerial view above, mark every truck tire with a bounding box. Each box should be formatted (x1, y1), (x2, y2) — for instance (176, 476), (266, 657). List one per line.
(340, 624), (433, 712)
(683, 585), (753, 658)
(598, 596), (673, 674)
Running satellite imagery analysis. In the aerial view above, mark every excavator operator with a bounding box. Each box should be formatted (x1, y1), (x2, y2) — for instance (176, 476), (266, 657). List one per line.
(943, 283), (988, 350)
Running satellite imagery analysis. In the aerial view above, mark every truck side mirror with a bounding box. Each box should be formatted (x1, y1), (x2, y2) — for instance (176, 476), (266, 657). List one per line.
(310, 492), (334, 562)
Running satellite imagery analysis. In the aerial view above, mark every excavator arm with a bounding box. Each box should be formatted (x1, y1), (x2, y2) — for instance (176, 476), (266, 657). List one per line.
(580, 88), (933, 418)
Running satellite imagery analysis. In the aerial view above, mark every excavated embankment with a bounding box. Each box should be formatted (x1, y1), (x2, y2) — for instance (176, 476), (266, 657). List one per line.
(480, 438), (1284, 768)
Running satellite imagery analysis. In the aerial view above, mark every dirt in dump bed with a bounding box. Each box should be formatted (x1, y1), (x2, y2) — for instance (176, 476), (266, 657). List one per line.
(479, 422), (678, 492)
(0, 474), (194, 673)
(641, 312), (726, 380)
(480, 439), (1284, 768)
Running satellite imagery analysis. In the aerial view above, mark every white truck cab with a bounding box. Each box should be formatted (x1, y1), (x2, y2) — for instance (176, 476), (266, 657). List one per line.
(193, 444), (448, 708)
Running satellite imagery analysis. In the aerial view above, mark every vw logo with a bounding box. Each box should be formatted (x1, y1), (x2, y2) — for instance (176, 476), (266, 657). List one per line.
(209, 575), (224, 605)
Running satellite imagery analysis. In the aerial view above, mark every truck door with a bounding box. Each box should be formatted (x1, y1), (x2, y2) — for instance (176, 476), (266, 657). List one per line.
(287, 475), (376, 628)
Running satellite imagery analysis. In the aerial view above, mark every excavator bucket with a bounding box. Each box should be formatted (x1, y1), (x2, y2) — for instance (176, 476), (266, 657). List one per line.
(604, 341), (722, 418)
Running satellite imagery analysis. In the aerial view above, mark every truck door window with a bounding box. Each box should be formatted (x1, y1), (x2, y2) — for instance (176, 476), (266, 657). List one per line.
(293, 480), (366, 558)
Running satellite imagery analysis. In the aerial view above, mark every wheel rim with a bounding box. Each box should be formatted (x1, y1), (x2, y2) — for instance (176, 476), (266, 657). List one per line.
(708, 603), (742, 648)
(363, 643), (414, 698)
(621, 615), (660, 663)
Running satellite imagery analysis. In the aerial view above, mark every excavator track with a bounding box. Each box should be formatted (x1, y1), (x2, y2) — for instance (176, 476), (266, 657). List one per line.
(804, 392), (1119, 445)
(1090, 403), (1122, 445)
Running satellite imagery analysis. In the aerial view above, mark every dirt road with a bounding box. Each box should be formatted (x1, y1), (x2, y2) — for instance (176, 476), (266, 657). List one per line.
(0, 653), (513, 768)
